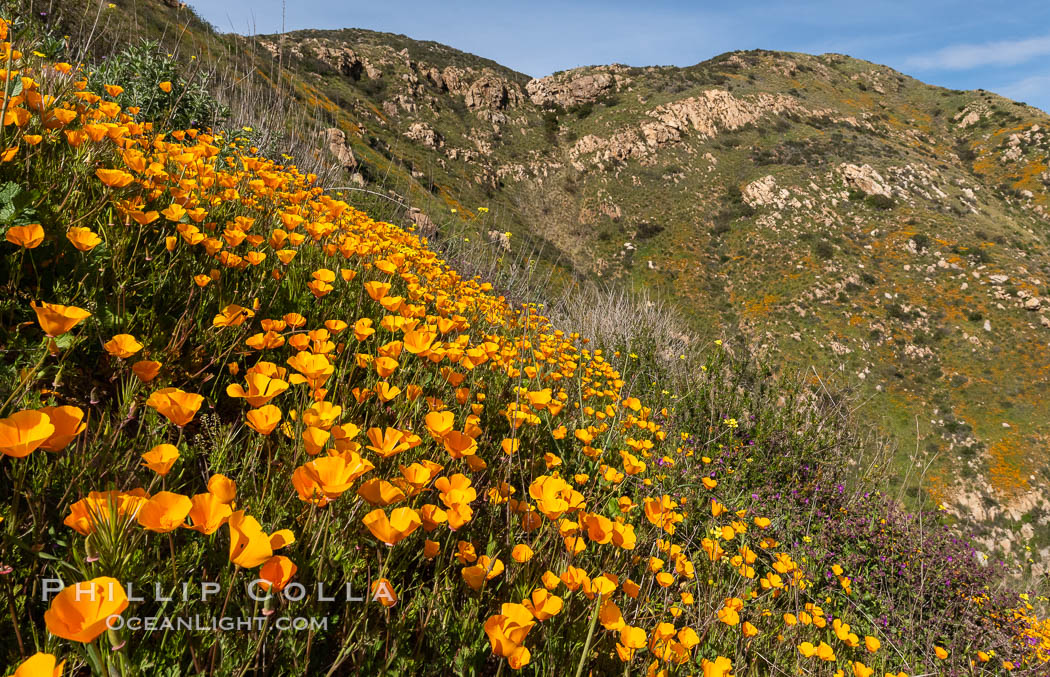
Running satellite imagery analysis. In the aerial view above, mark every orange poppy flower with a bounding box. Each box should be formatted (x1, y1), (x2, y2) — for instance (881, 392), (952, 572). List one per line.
(374, 381), (401, 402)
(13, 652), (65, 677)
(146, 388), (204, 427)
(95, 168), (134, 188)
(524, 588), (563, 621)
(483, 603), (535, 658)
(185, 492), (233, 535)
(362, 507), (421, 546)
(353, 318), (374, 341)
(31, 301), (91, 337)
(301, 426), (330, 456)
(442, 430), (477, 459)
(356, 478), (407, 507)
(371, 578), (397, 607)
(700, 656), (733, 677)
(365, 427), (418, 458)
(226, 373), (289, 407)
(0, 410), (54, 458)
(43, 576), (129, 643)
(228, 510), (294, 568)
(141, 443), (179, 475)
(302, 401), (341, 429)
(258, 555), (297, 592)
(424, 411), (455, 438)
(66, 227), (101, 252)
(462, 556), (505, 590)
(37, 405), (86, 451)
(208, 474), (237, 504)
(131, 360), (162, 382)
(245, 405), (282, 435)
(212, 304), (254, 328)
(403, 328), (436, 355)
(292, 452), (374, 506)
(374, 356), (398, 378)
(63, 489), (148, 536)
(103, 333), (143, 359)
(137, 491), (192, 532)
(424, 539), (440, 558)
(364, 281), (390, 301)
(286, 351), (333, 388)
(6, 223), (44, 248)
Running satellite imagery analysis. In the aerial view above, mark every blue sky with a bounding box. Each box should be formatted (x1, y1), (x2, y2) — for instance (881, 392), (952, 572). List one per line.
(190, 0), (1050, 112)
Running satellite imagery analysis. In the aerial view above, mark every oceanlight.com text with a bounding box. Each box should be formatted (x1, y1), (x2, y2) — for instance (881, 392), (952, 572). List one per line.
(106, 615), (330, 632)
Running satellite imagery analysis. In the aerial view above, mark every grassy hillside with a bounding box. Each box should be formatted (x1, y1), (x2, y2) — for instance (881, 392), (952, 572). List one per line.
(74, 1), (1050, 564)
(0, 3), (1048, 675)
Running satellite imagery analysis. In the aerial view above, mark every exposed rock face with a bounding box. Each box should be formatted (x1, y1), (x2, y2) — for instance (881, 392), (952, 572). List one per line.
(569, 130), (652, 167)
(649, 89), (808, 139)
(954, 102), (989, 129)
(404, 122), (442, 149)
(639, 121), (681, 148)
(434, 67), (522, 111)
(407, 207), (436, 237)
(838, 163), (892, 197)
(310, 43), (381, 80)
(568, 89), (824, 169)
(465, 76), (513, 110)
(324, 128), (357, 171)
(526, 71), (615, 107)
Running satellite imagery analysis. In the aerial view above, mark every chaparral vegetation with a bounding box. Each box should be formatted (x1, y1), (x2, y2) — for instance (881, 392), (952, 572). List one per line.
(0, 5), (1048, 677)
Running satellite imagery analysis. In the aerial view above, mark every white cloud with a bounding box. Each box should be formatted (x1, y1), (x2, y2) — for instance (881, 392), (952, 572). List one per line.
(992, 73), (1050, 112)
(906, 34), (1050, 70)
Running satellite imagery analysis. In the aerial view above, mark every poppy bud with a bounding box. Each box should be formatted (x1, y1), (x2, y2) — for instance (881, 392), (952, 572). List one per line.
(108, 625), (125, 651)
(85, 534), (99, 561)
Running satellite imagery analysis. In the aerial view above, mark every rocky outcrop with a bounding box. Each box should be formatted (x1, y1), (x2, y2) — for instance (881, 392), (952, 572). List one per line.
(639, 121), (681, 148)
(526, 71), (616, 108)
(406, 208), (436, 237)
(568, 89), (827, 168)
(323, 128), (357, 171)
(433, 67), (522, 111)
(838, 163), (892, 197)
(954, 102), (989, 129)
(568, 130), (651, 168)
(649, 89), (810, 139)
(465, 76), (516, 109)
(309, 42), (381, 80)
(742, 175), (798, 210)
(404, 122), (442, 149)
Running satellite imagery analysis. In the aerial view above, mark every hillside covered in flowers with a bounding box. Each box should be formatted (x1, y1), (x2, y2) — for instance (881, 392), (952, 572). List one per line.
(0, 8), (1048, 677)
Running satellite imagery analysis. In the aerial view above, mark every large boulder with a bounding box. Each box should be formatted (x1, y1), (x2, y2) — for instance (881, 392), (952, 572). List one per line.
(839, 163), (892, 197)
(324, 128), (357, 172)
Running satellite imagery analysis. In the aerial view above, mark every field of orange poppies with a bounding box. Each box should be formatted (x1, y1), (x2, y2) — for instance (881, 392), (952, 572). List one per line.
(0, 12), (1048, 676)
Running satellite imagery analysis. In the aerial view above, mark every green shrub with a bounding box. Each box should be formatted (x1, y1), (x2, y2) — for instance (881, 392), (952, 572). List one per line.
(88, 40), (227, 129)
(864, 193), (895, 210)
(909, 233), (930, 251)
